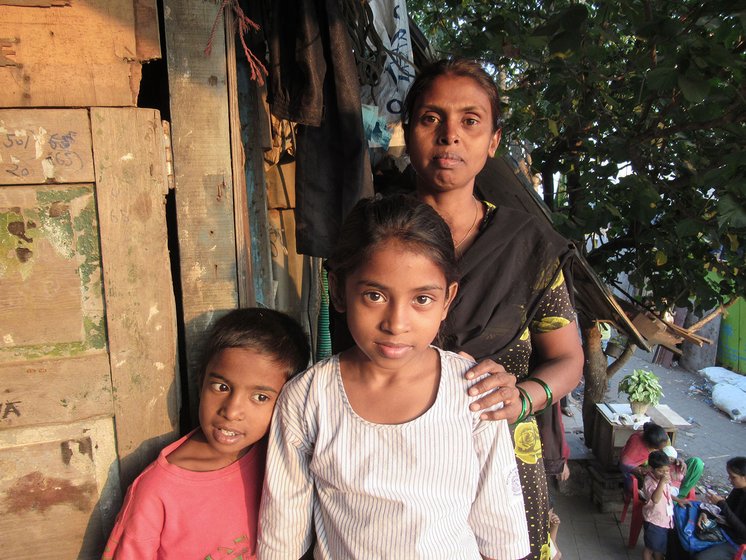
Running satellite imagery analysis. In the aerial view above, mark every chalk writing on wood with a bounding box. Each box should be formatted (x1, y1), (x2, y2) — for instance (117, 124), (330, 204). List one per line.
(2, 129), (84, 180)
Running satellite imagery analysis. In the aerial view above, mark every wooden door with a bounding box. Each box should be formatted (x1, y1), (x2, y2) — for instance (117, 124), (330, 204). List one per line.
(0, 108), (178, 558)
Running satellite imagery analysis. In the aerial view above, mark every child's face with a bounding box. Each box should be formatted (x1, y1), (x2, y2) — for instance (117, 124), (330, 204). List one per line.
(335, 239), (457, 371)
(199, 347), (287, 464)
(653, 465), (670, 479)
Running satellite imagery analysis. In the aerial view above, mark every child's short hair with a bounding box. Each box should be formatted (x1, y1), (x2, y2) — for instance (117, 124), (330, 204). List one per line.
(326, 194), (459, 288)
(642, 422), (668, 449)
(727, 456), (746, 476)
(648, 450), (671, 470)
(200, 308), (310, 385)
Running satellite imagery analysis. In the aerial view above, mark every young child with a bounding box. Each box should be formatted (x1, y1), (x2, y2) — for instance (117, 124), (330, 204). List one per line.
(641, 450), (674, 560)
(257, 195), (529, 560)
(103, 308), (310, 559)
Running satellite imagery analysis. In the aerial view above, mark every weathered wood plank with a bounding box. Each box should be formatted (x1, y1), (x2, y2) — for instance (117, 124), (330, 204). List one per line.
(134, 0), (160, 61)
(0, 417), (120, 559)
(238, 64), (273, 306)
(164, 0), (239, 420)
(0, 182), (106, 363)
(226, 9), (254, 307)
(0, 1), (141, 107)
(0, 109), (94, 185)
(0, 354), (112, 430)
(91, 107), (179, 490)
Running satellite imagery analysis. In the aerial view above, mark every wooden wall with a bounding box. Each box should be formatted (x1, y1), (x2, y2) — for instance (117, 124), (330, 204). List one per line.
(0, 2), (178, 557)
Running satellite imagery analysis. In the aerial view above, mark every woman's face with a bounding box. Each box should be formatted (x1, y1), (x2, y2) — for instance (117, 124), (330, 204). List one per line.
(407, 74), (501, 195)
(728, 469), (746, 489)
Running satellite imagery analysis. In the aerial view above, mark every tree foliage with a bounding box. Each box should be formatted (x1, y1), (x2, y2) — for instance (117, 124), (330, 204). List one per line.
(408, 0), (746, 313)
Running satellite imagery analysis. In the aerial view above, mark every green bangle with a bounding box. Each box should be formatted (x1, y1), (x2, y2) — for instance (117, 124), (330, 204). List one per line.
(523, 377), (553, 414)
(517, 385), (534, 417)
(511, 391), (528, 426)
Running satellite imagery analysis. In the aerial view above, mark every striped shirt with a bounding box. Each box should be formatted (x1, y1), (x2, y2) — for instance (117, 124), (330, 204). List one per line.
(257, 348), (529, 560)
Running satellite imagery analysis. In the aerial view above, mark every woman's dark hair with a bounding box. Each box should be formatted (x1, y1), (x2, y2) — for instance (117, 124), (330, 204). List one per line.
(642, 422), (669, 449)
(403, 58), (502, 133)
(326, 194), (459, 289)
(648, 450), (671, 470)
(200, 308), (310, 385)
(726, 456), (746, 476)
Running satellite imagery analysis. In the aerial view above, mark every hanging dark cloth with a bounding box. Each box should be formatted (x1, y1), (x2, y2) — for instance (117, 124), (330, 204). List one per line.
(262, 0), (374, 258)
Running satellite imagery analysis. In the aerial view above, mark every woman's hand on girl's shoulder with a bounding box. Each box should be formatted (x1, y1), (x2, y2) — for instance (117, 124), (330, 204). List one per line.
(460, 356), (520, 422)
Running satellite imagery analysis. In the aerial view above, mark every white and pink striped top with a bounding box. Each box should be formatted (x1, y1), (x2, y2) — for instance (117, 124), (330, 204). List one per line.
(257, 348), (529, 560)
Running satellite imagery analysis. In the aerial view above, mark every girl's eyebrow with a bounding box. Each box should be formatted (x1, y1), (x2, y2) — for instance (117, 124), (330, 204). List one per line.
(355, 279), (444, 292)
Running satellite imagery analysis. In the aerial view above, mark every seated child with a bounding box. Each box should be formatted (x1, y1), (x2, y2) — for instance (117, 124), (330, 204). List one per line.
(258, 195), (529, 560)
(663, 444), (691, 504)
(642, 450), (674, 560)
(662, 444), (704, 502)
(103, 308), (310, 559)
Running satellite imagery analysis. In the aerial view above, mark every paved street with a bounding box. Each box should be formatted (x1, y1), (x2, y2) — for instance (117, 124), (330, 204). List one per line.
(552, 353), (745, 559)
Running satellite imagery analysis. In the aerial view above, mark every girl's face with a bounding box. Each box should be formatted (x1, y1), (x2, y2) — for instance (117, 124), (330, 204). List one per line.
(653, 465), (670, 479)
(728, 469), (746, 489)
(407, 74), (501, 195)
(333, 239), (458, 372)
(198, 348), (287, 467)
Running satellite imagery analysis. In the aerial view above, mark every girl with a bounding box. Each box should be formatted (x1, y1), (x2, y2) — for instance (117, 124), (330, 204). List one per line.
(642, 450), (674, 560)
(258, 195), (529, 560)
(103, 308), (310, 559)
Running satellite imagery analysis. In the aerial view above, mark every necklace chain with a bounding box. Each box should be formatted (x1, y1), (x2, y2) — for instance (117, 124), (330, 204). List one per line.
(454, 196), (479, 250)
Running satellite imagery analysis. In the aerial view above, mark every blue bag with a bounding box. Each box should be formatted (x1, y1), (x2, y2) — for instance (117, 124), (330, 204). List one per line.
(674, 501), (737, 553)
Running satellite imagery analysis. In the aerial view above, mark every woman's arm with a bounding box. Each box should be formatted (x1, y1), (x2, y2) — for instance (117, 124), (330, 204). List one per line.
(463, 322), (582, 422)
(720, 491), (746, 541)
(517, 322), (584, 415)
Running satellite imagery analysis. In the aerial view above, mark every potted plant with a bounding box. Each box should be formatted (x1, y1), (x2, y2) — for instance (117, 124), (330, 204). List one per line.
(618, 368), (664, 416)
(605, 335), (626, 358)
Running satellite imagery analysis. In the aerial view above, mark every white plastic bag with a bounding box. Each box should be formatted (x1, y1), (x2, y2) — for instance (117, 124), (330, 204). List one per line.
(711, 383), (746, 422)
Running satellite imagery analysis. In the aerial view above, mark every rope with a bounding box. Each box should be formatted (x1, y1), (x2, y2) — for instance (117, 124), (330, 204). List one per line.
(206, 0), (268, 86)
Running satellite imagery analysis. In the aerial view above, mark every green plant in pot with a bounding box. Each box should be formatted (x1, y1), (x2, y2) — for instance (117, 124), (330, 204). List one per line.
(618, 368), (664, 416)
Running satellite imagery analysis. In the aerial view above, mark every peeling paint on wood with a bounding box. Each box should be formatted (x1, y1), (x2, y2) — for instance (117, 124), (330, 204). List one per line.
(5, 470), (96, 513)
(0, 184), (105, 362)
(0, 418), (121, 557)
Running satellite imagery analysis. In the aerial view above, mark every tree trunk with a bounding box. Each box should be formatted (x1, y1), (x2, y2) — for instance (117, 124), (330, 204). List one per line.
(580, 317), (608, 444)
(580, 316), (639, 446)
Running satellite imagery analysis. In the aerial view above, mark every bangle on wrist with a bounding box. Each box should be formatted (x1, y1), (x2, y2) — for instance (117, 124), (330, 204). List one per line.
(511, 391), (528, 426)
(517, 385), (534, 417)
(523, 377), (553, 414)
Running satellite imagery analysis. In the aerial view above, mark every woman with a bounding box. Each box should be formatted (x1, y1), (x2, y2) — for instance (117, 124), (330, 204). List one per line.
(403, 58), (584, 560)
(693, 457), (746, 560)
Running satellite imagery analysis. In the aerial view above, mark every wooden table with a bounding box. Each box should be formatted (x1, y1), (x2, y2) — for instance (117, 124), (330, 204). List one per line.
(591, 402), (691, 470)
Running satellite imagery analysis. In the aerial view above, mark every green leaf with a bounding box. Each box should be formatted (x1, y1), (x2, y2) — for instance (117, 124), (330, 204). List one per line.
(678, 74), (710, 103)
(717, 195), (746, 228)
(675, 219), (702, 238)
(646, 67), (678, 90)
